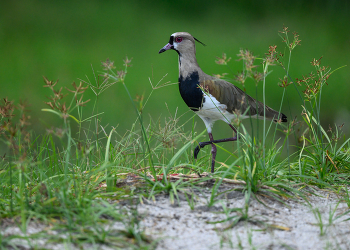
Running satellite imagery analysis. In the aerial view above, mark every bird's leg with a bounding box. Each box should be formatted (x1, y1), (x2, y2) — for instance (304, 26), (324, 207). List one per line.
(208, 133), (216, 173)
(194, 124), (239, 160)
(228, 124), (238, 135)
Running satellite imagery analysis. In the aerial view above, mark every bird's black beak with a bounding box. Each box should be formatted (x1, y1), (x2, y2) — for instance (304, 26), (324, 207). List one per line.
(159, 43), (173, 54)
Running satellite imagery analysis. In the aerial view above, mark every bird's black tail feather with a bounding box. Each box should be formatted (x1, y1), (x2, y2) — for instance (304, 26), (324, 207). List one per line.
(273, 113), (287, 123)
(280, 113), (287, 122)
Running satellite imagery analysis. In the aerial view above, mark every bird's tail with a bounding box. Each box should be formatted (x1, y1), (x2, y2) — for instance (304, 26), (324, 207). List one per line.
(273, 113), (287, 123)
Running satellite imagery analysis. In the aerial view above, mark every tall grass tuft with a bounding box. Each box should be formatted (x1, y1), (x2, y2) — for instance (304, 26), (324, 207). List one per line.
(0, 26), (349, 248)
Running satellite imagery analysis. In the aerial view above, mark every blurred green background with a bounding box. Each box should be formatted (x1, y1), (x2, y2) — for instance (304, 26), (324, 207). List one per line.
(1, 0), (349, 148)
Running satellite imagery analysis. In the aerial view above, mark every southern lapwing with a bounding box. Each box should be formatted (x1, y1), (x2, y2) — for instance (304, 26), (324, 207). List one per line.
(159, 32), (287, 173)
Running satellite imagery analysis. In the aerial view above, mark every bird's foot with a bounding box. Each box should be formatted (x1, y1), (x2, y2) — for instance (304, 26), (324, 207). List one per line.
(194, 142), (206, 159)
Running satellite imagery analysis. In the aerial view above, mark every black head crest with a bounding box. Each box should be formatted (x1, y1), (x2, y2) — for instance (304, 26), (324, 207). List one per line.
(193, 37), (206, 46)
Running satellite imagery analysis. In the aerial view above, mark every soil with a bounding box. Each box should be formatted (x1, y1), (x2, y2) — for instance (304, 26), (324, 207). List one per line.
(139, 184), (350, 250)
(2, 183), (350, 250)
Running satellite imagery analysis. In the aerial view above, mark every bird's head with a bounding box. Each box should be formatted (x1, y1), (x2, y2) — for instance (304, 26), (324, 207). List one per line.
(159, 32), (205, 56)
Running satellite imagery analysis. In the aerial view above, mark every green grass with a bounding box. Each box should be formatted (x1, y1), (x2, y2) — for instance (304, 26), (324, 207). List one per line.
(1, 26), (350, 249)
(1, 0), (349, 145)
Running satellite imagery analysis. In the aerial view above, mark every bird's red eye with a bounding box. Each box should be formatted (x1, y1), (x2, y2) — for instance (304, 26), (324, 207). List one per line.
(175, 37), (183, 43)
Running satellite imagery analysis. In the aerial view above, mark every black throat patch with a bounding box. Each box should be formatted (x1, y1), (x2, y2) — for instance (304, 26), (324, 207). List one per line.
(178, 71), (204, 111)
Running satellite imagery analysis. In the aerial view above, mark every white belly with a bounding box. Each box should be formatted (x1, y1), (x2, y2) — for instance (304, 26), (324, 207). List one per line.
(196, 93), (237, 132)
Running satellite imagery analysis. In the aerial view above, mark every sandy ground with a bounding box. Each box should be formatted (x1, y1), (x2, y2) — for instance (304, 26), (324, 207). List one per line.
(138, 184), (350, 250)
(2, 184), (350, 249)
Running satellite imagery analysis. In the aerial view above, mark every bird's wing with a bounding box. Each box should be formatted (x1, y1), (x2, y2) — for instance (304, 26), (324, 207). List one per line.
(200, 78), (284, 121)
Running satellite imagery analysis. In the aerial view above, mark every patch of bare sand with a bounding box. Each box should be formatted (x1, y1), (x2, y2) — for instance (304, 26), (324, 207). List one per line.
(1, 184), (350, 249)
(139, 185), (350, 250)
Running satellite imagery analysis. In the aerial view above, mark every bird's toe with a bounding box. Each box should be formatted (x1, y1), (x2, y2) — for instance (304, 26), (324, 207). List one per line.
(194, 146), (200, 159)
(194, 142), (206, 159)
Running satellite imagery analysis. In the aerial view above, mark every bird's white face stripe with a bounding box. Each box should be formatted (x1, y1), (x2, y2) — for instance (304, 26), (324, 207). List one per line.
(171, 33), (180, 50)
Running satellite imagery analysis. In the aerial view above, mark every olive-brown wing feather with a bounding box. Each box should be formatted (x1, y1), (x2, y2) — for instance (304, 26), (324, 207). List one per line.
(201, 79), (284, 121)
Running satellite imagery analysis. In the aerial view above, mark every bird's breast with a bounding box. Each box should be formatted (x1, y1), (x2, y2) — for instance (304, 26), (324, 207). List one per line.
(178, 71), (204, 111)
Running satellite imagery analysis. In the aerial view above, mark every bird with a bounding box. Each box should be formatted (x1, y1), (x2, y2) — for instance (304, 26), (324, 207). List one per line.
(159, 32), (287, 173)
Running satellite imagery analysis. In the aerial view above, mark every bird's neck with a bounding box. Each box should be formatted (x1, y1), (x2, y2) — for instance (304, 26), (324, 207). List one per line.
(178, 52), (203, 79)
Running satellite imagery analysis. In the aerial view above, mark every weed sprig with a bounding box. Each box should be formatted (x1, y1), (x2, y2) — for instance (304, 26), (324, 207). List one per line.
(0, 26), (349, 249)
